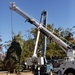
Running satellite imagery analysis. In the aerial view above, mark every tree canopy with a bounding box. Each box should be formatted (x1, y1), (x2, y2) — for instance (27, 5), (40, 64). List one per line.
(3, 24), (75, 71)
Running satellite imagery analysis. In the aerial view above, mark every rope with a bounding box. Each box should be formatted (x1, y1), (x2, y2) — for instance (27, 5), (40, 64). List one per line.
(10, 10), (14, 39)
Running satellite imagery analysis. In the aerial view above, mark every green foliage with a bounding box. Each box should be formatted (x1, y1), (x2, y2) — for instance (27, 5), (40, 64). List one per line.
(3, 24), (75, 71)
(4, 41), (22, 72)
(4, 32), (35, 71)
(20, 39), (34, 64)
(0, 60), (4, 71)
(30, 24), (74, 59)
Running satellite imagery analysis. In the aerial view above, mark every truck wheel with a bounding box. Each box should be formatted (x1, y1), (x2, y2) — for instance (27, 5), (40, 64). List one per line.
(65, 72), (75, 75)
(64, 69), (75, 75)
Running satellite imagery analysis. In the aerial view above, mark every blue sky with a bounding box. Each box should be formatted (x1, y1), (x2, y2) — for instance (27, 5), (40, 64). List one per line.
(0, 0), (75, 52)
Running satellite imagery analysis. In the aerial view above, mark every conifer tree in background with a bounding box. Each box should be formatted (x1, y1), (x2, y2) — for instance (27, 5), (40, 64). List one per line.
(4, 32), (22, 72)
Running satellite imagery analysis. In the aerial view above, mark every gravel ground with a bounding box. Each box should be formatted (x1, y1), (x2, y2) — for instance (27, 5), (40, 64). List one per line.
(0, 71), (57, 75)
(0, 71), (33, 75)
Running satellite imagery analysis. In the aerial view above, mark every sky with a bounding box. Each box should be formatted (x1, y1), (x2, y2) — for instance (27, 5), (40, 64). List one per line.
(0, 0), (75, 52)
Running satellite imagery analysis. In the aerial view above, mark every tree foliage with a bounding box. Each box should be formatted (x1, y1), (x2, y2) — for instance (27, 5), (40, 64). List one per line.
(4, 41), (22, 72)
(3, 32), (34, 71)
(31, 24), (75, 59)
(3, 33), (23, 72)
(3, 24), (75, 71)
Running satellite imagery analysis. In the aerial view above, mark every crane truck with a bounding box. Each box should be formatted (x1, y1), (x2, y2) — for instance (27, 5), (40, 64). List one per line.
(10, 2), (75, 75)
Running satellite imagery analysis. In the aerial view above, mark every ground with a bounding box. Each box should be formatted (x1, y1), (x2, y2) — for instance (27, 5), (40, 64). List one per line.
(0, 71), (57, 75)
(0, 71), (33, 75)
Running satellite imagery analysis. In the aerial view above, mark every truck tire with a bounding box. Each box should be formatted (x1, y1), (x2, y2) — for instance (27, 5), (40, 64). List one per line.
(65, 72), (75, 75)
(64, 69), (75, 75)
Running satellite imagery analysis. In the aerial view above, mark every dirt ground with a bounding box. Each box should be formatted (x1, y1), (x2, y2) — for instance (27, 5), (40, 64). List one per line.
(0, 71), (57, 75)
(0, 71), (33, 75)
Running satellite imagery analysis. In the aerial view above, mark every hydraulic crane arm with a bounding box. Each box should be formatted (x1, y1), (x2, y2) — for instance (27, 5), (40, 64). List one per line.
(10, 2), (40, 25)
(10, 2), (71, 53)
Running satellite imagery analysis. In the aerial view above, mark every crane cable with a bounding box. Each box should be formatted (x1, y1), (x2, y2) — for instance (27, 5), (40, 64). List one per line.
(10, 10), (14, 39)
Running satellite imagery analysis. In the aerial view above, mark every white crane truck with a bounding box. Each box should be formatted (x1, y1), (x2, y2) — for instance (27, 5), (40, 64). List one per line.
(10, 2), (75, 75)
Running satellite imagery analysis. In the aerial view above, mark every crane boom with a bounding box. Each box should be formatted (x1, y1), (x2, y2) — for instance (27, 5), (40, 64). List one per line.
(10, 2), (70, 51)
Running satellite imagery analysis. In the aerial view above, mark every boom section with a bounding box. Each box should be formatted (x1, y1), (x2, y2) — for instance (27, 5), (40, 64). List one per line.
(10, 2), (70, 51)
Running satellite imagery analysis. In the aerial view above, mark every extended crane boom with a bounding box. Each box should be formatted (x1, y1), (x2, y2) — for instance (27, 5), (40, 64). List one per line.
(10, 2), (70, 51)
